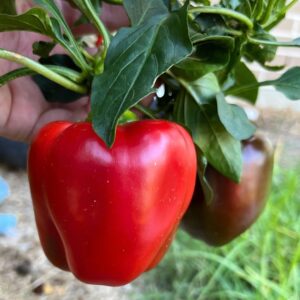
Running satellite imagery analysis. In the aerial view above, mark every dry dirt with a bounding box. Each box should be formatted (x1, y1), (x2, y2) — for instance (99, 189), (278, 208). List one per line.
(0, 107), (299, 300)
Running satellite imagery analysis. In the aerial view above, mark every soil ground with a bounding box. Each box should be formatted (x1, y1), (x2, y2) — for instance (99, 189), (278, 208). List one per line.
(0, 107), (299, 300)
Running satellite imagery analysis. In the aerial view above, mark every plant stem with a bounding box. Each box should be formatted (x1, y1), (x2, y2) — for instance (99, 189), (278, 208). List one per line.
(0, 49), (87, 94)
(248, 36), (300, 48)
(83, 0), (110, 50)
(103, 0), (123, 4)
(261, 0), (277, 25)
(46, 66), (86, 83)
(80, 48), (96, 63)
(81, 0), (111, 74)
(285, 0), (298, 12)
(253, 0), (264, 20)
(262, 0), (298, 29)
(225, 81), (270, 96)
(134, 104), (156, 119)
(189, 7), (254, 30)
(0, 66), (85, 87)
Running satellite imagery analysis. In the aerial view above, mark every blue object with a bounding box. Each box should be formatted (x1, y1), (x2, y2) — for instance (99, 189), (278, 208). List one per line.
(0, 214), (17, 235)
(0, 177), (17, 236)
(0, 177), (10, 205)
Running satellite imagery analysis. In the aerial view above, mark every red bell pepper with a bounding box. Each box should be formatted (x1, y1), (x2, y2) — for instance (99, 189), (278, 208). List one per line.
(28, 120), (197, 285)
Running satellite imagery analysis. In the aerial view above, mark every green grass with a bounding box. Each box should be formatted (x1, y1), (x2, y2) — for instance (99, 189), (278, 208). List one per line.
(131, 167), (300, 300)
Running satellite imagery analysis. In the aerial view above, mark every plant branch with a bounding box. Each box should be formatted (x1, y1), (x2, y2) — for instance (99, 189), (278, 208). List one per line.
(248, 36), (300, 48)
(261, 0), (277, 25)
(103, 0), (123, 4)
(285, 0), (298, 12)
(0, 49), (87, 94)
(225, 81), (271, 96)
(82, 0), (110, 50)
(189, 6), (254, 30)
(263, 0), (298, 29)
(225, 83), (262, 96)
(0, 66), (85, 87)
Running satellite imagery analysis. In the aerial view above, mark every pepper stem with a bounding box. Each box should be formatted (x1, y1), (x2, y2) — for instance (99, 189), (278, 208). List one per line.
(189, 6), (254, 30)
(0, 48), (87, 94)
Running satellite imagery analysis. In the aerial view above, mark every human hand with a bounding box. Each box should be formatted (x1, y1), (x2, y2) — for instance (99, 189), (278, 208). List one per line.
(0, 1), (129, 142)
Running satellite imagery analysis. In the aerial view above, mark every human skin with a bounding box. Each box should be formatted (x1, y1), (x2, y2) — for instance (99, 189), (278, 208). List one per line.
(0, 1), (129, 142)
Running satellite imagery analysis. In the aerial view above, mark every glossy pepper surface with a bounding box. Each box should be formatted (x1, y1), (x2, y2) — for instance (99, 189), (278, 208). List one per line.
(182, 134), (274, 246)
(28, 120), (197, 285)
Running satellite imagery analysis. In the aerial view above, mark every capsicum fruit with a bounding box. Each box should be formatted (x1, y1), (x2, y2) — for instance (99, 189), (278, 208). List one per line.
(182, 134), (274, 246)
(28, 120), (197, 285)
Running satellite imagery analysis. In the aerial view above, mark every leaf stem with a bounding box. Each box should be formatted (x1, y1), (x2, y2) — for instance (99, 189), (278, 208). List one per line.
(83, 0), (110, 50)
(261, 0), (277, 25)
(0, 66), (85, 87)
(253, 0), (264, 20)
(134, 104), (156, 119)
(226, 83), (261, 96)
(225, 81), (270, 96)
(262, 0), (298, 29)
(248, 36), (300, 48)
(103, 0), (123, 4)
(47, 66), (86, 83)
(285, 0), (298, 12)
(0, 49), (87, 94)
(189, 6), (254, 30)
(80, 48), (96, 63)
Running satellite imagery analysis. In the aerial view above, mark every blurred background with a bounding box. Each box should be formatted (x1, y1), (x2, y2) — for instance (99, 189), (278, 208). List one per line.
(0, 3), (300, 300)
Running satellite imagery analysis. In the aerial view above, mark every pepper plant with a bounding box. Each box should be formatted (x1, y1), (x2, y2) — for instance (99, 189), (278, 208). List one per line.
(0, 0), (299, 182)
(0, 0), (300, 285)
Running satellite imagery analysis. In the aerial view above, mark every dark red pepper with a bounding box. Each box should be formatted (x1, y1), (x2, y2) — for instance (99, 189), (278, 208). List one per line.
(182, 134), (274, 246)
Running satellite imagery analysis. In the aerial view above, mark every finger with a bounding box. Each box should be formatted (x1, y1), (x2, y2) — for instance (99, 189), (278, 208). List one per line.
(101, 3), (130, 31)
(31, 106), (89, 142)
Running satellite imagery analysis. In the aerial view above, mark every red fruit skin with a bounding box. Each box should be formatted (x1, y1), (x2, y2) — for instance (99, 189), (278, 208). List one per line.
(28, 121), (72, 271)
(28, 120), (197, 285)
(182, 134), (274, 247)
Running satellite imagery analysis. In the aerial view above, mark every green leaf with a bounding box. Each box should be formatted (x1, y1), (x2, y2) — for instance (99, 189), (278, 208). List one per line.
(32, 41), (56, 58)
(0, 8), (54, 35)
(177, 73), (221, 105)
(174, 90), (242, 182)
(226, 61), (259, 103)
(266, 67), (300, 100)
(91, 2), (192, 146)
(243, 27), (277, 67)
(33, 0), (89, 70)
(0, 4), (89, 71)
(0, 0), (16, 14)
(216, 92), (256, 140)
(172, 39), (232, 81)
(124, 0), (168, 26)
(194, 13), (228, 37)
